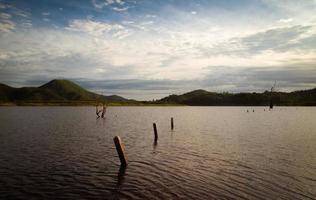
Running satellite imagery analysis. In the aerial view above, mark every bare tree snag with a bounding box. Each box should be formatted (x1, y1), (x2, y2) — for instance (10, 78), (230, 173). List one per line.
(270, 81), (277, 109)
(96, 101), (107, 119)
(101, 103), (107, 118)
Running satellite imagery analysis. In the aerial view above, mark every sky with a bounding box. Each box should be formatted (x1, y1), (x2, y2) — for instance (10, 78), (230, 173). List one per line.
(0, 0), (316, 100)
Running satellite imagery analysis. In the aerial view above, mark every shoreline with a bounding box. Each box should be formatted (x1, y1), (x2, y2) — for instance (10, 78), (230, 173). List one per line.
(0, 102), (314, 107)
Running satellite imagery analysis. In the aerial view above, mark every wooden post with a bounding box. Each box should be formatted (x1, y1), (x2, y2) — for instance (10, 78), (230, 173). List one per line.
(113, 136), (127, 167)
(153, 123), (158, 142)
(171, 117), (174, 130)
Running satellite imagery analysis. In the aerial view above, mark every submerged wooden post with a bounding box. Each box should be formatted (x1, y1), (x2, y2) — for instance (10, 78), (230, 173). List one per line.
(113, 136), (127, 167)
(153, 123), (158, 142)
(171, 117), (174, 130)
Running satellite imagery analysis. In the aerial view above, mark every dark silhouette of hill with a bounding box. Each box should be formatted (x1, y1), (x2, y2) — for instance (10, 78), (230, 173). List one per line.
(1, 80), (315, 106)
(157, 88), (316, 106)
(0, 79), (127, 103)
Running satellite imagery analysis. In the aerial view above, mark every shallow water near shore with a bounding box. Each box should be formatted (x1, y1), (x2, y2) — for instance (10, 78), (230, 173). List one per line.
(0, 106), (315, 199)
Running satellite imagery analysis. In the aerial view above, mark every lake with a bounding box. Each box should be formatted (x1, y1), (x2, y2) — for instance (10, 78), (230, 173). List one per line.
(0, 107), (315, 199)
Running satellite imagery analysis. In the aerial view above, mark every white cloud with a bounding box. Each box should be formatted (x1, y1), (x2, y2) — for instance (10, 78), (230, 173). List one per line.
(112, 29), (131, 39)
(21, 22), (32, 28)
(12, 9), (31, 18)
(91, 0), (106, 9)
(0, 13), (12, 19)
(122, 20), (135, 24)
(66, 19), (124, 37)
(263, 0), (316, 23)
(116, 0), (125, 5)
(67, 21), (316, 79)
(42, 12), (50, 16)
(112, 6), (129, 12)
(92, 0), (125, 9)
(0, 2), (31, 20)
(279, 18), (293, 23)
(140, 21), (154, 26)
(145, 14), (157, 18)
(0, 20), (15, 32)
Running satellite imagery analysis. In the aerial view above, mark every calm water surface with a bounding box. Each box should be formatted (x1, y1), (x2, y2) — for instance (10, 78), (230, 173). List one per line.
(0, 107), (315, 199)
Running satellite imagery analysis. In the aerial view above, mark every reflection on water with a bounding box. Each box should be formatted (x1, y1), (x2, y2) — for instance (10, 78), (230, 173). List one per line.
(0, 106), (315, 199)
(117, 166), (126, 186)
(153, 140), (158, 152)
(112, 166), (126, 199)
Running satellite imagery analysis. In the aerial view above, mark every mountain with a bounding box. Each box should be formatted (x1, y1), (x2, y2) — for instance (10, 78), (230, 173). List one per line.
(0, 79), (128, 104)
(1, 80), (315, 106)
(157, 88), (316, 106)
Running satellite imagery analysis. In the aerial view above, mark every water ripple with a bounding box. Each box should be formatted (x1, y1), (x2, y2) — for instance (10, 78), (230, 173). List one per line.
(0, 107), (316, 199)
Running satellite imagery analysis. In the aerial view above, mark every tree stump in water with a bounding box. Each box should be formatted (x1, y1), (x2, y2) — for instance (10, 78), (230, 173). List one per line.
(113, 136), (128, 167)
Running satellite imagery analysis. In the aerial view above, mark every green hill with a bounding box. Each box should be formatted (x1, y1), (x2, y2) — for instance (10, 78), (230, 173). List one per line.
(1, 80), (315, 106)
(157, 88), (316, 106)
(0, 79), (128, 104)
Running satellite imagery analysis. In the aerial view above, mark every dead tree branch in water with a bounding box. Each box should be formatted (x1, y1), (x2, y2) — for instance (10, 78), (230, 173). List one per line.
(96, 101), (107, 119)
(269, 81), (277, 109)
(96, 104), (102, 118)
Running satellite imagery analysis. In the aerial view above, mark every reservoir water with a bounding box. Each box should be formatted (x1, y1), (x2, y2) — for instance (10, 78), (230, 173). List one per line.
(0, 107), (315, 199)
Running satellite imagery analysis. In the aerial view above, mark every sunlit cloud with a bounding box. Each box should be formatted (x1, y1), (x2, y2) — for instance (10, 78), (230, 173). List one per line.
(112, 6), (129, 12)
(279, 18), (293, 23)
(0, 20), (15, 32)
(0, 13), (11, 19)
(66, 19), (125, 37)
(92, 0), (126, 9)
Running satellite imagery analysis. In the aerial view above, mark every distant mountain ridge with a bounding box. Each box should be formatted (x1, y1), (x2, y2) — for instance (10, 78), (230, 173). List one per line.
(0, 79), (128, 103)
(1, 79), (315, 106)
(157, 88), (316, 106)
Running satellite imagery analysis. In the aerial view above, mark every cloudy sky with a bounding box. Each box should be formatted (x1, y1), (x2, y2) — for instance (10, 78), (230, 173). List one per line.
(0, 0), (316, 100)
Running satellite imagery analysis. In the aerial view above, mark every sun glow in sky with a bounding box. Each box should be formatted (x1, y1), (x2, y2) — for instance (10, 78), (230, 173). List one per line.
(0, 0), (316, 99)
